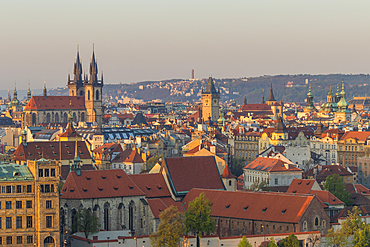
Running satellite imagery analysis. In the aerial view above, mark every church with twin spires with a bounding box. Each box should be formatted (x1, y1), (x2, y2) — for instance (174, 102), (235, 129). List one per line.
(23, 45), (103, 127)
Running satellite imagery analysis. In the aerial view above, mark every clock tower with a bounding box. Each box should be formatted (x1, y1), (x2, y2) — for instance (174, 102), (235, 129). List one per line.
(201, 76), (220, 122)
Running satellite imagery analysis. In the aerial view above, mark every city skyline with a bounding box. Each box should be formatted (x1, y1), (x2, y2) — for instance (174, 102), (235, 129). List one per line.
(2, 0), (370, 90)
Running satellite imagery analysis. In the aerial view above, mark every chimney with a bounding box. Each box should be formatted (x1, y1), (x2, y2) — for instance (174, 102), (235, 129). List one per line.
(93, 236), (98, 241)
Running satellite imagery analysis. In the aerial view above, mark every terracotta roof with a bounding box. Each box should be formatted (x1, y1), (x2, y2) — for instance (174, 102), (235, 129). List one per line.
(182, 189), (314, 223)
(24, 96), (85, 110)
(244, 157), (302, 173)
(111, 149), (132, 163)
(310, 190), (344, 207)
(163, 156), (225, 195)
(340, 131), (370, 142)
(345, 183), (370, 195)
(14, 141), (91, 161)
(286, 179), (317, 194)
(59, 122), (81, 138)
(221, 164), (237, 179)
(321, 129), (345, 139)
(350, 193), (370, 206)
(124, 148), (145, 163)
(61, 169), (145, 199)
(92, 143), (123, 154)
(306, 165), (352, 184)
(128, 173), (171, 198)
(186, 141), (226, 155)
(147, 197), (184, 218)
(239, 104), (271, 111)
(60, 164), (96, 180)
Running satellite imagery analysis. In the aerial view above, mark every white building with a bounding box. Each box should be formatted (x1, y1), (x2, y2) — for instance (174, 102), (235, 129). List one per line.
(243, 157), (303, 189)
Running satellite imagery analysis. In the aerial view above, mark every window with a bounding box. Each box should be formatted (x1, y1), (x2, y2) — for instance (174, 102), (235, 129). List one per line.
(0, 217), (1, 229)
(315, 217), (319, 226)
(40, 185), (44, 192)
(26, 201), (32, 208)
(44, 169), (49, 177)
(6, 217), (12, 229)
(51, 168), (55, 177)
(27, 185), (32, 193)
(26, 216), (32, 228)
(46, 200), (52, 209)
(16, 185), (21, 193)
(0, 237), (1, 245)
(38, 169), (43, 177)
(6, 236), (12, 245)
(16, 201), (22, 209)
(6, 185), (11, 193)
(17, 236), (22, 244)
(6, 201), (11, 209)
(46, 216), (52, 228)
(322, 220), (326, 228)
(45, 184), (50, 193)
(16, 216), (22, 228)
(27, 236), (33, 244)
(275, 178), (278, 185)
(1, 186), (4, 193)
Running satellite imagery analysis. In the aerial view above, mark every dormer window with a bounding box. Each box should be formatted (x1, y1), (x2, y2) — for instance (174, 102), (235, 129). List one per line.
(262, 207), (267, 213)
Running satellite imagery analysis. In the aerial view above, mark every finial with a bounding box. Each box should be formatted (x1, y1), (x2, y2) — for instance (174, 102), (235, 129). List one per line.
(93, 43), (94, 51)
(77, 44), (79, 52)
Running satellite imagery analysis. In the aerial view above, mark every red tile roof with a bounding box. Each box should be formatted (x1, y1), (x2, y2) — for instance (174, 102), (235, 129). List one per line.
(147, 197), (184, 218)
(239, 104), (271, 111)
(221, 165), (237, 179)
(14, 141), (91, 161)
(92, 143), (123, 154)
(310, 190), (344, 207)
(244, 157), (302, 173)
(61, 169), (145, 199)
(163, 156), (225, 195)
(306, 165), (352, 184)
(286, 179), (317, 194)
(24, 96), (85, 110)
(60, 164), (96, 180)
(111, 149), (135, 163)
(124, 148), (145, 163)
(183, 189), (314, 223)
(128, 173), (171, 198)
(340, 131), (370, 142)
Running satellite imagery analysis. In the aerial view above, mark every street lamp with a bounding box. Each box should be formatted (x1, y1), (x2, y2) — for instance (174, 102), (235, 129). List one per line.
(107, 237), (110, 247)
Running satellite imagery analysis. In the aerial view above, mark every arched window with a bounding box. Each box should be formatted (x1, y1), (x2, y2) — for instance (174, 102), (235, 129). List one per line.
(129, 201), (135, 230)
(88, 90), (90, 100)
(71, 209), (77, 233)
(118, 203), (125, 230)
(303, 221), (307, 231)
(80, 112), (85, 122)
(55, 113), (59, 123)
(79, 90), (84, 96)
(96, 90), (99, 100)
(322, 220), (326, 228)
(46, 113), (51, 123)
(44, 236), (54, 243)
(63, 113), (68, 123)
(32, 113), (37, 126)
(72, 90), (75, 96)
(104, 202), (110, 231)
(315, 217), (319, 226)
(73, 112), (77, 123)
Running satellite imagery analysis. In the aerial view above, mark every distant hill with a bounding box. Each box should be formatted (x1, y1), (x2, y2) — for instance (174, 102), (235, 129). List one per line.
(47, 74), (370, 105)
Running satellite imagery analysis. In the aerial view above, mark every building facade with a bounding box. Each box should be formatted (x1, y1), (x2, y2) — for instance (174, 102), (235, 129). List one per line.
(0, 160), (60, 246)
(201, 76), (220, 122)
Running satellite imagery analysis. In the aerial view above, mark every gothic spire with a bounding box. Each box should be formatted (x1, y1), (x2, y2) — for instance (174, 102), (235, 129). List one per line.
(89, 43), (98, 84)
(267, 81), (276, 102)
(73, 44), (83, 84)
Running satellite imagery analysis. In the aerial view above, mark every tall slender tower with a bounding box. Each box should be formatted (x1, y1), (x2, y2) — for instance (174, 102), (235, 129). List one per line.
(201, 76), (220, 122)
(84, 44), (103, 126)
(68, 45), (85, 96)
(266, 82), (277, 106)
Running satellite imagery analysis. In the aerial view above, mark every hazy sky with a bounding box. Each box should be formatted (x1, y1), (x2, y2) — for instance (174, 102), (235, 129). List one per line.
(2, 0), (370, 91)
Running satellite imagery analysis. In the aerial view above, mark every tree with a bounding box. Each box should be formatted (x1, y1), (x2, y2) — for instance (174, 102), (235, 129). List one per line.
(250, 179), (270, 191)
(306, 234), (320, 247)
(144, 155), (163, 171)
(278, 234), (299, 247)
(259, 238), (277, 247)
(238, 236), (252, 247)
(150, 206), (185, 247)
(231, 157), (246, 177)
(72, 208), (100, 239)
(324, 206), (365, 247)
(185, 193), (216, 247)
(323, 174), (353, 206)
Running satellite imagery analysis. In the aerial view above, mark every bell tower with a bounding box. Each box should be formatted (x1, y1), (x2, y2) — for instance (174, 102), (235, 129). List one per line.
(84, 44), (103, 126)
(201, 76), (220, 122)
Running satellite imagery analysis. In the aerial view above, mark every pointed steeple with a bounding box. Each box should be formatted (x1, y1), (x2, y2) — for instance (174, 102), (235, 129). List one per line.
(73, 44), (83, 84)
(244, 95), (247, 105)
(89, 43), (98, 84)
(268, 82), (275, 101)
(73, 140), (81, 176)
(11, 83), (20, 107)
(25, 81), (32, 104)
(204, 75), (218, 94)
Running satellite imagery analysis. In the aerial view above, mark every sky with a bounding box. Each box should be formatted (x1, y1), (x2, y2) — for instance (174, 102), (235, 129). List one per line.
(2, 0), (370, 91)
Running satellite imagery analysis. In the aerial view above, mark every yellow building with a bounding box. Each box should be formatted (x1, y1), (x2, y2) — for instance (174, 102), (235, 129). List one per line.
(0, 159), (60, 246)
